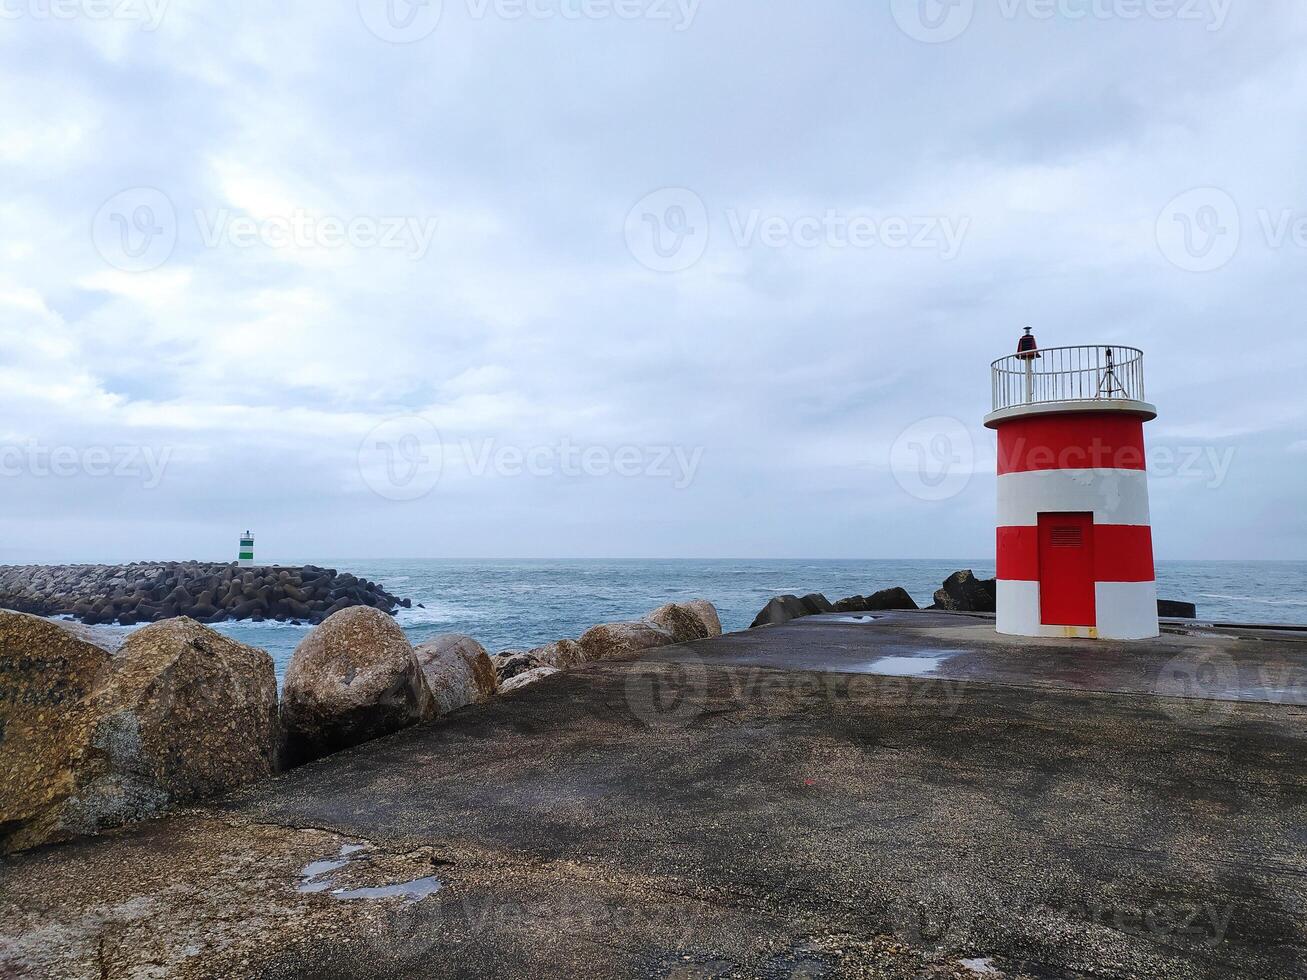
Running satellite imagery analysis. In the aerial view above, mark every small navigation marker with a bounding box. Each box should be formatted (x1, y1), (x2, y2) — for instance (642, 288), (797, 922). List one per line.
(238, 530), (255, 568)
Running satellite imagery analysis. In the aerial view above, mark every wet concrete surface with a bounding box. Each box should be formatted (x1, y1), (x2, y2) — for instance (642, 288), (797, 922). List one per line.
(2, 614), (1305, 978)
(641, 610), (1307, 705)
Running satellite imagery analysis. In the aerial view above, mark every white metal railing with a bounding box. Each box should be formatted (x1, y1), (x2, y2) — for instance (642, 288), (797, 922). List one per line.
(991, 345), (1146, 413)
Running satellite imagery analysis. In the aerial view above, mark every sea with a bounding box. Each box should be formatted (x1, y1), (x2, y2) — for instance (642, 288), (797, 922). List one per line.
(54, 559), (1307, 682)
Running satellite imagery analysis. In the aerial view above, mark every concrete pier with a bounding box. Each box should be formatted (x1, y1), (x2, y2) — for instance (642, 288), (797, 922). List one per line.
(2, 611), (1304, 978)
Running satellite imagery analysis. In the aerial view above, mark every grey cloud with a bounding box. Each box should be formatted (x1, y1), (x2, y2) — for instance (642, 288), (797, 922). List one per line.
(0, 2), (1305, 561)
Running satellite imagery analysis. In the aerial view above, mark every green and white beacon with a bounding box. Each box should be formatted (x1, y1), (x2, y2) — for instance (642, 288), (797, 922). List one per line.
(238, 530), (255, 568)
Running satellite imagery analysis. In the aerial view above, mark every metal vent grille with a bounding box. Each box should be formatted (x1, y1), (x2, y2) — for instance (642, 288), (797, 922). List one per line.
(1051, 526), (1084, 548)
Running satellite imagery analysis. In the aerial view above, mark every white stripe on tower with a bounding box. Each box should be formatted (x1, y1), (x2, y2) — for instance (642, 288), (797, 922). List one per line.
(996, 468), (1152, 528)
(1095, 582), (1159, 639)
(996, 580), (1041, 635)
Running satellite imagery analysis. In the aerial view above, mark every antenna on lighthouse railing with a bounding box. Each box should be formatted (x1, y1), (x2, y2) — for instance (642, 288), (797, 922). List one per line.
(1096, 346), (1124, 399)
(1015, 326), (1040, 404)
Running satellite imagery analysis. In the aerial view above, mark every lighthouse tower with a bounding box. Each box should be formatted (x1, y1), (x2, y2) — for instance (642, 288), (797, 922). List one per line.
(238, 530), (255, 568)
(984, 332), (1159, 640)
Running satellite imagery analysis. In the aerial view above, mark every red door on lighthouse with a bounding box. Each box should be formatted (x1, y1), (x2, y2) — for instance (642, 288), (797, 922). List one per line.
(1038, 512), (1096, 627)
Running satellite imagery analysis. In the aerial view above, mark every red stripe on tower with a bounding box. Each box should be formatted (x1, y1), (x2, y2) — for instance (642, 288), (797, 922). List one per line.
(996, 524), (1155, 582)
(997, 413), (1147, 475)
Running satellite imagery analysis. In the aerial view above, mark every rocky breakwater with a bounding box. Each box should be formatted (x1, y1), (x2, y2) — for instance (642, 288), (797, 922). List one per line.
(486, 600), (724, 692)
(748, 572), (1005, 627)
(750, 571), (1200, 626)
(0, 562), (411, 626)
(3, 596), (724, 853)
(279, 598), (725, 763)
(751, 586), (921, 628)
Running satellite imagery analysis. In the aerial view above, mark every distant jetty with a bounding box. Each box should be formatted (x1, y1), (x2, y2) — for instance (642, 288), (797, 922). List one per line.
(0, 562), (411, 626)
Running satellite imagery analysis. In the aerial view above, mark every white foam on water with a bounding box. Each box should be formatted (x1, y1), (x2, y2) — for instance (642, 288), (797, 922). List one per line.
(959, 958), (998, 975)
(394, 605), (460, 626)
(1198, 593), (1307, 606)
(215, 619), (313, 632)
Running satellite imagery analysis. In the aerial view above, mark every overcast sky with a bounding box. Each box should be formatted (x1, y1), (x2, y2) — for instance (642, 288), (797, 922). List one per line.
(1, 0), (1304, 563)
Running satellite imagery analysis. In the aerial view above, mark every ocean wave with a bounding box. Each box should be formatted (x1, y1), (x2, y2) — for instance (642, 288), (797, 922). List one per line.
(215, 619), (314, 632)
(54, 607), (460, 634)
(1197, 593), (1307, 606)
(395, 605), (458, 626)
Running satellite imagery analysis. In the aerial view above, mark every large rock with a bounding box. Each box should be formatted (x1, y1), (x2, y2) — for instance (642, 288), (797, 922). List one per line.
(799, 593), (835, 615)
(0, 613), (278, 854)
(866, 587), (919, 611)
(577, 621), (674, 662)
(835, 590), (920, 613)
(92, 619), (280, 812)
(684, 599), (723, 637)
(500, 666), (561, 693)
(1, 612), (116, 853)
(281, 606), (432, 764)
(413, 634), (497, 717)
(933, 571), (997, 613)
(491, 651), (545, 683)
(643, 602), (712, 644)
(749, 594), (809, 629)
(530, 639), (584, 670)
(1158, 599), (1198, 619)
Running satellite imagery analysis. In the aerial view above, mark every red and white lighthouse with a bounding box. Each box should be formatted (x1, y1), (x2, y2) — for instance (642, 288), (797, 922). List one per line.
(985, 332), (1159, 640)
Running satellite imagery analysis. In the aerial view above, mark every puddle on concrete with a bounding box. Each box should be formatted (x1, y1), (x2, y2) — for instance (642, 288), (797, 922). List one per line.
(330, 877), (444, 902)
(865, 653), (955, 677)
(835, 615), (878, 624)
(297, 843), (442, 903)
(297, 860), (349, 892)
(298, 843), (369, 892)
(298, 844), (365, 894)
(959, 958), (998, 975)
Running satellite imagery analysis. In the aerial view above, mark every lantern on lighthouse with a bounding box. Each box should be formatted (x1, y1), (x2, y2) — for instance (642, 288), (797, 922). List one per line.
(985, 336), (1158, 639)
